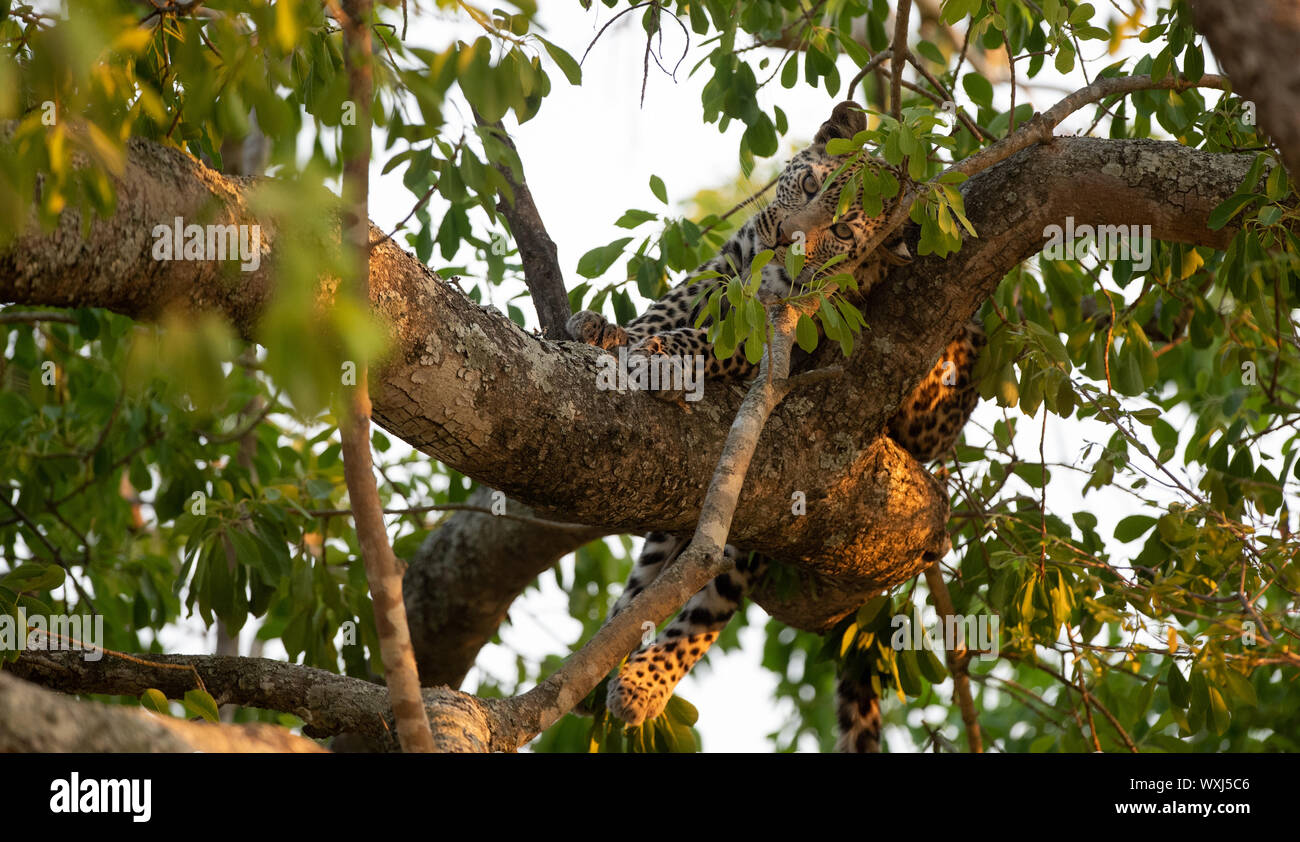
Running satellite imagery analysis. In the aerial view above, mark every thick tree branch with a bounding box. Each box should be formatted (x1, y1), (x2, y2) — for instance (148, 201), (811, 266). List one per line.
(402, 487), (605, 688)
(1190, 0), (1300, 178)
(0, 670), (327, 752)
(0, 133), (1254, 636)
(8, 648), (511, 751)
(9, 650), (394, 740)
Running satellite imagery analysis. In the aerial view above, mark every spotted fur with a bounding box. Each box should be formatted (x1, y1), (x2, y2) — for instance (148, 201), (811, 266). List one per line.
(571, 101), (984, 752)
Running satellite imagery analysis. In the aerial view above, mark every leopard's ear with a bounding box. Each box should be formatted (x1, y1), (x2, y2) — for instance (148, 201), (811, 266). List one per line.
(814, 100), (867, 146)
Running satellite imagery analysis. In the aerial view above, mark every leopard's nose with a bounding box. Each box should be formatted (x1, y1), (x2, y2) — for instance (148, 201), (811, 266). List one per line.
(774, 222), (795, 247)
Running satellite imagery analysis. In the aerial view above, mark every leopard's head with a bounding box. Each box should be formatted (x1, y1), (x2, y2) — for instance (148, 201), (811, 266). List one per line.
(751, 101), (903, 298)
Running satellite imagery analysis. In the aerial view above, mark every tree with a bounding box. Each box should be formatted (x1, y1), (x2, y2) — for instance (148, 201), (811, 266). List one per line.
(0, 0), (1296, 753)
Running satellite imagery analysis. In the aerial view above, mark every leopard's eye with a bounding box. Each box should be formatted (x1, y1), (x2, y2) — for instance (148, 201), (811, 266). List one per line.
(801, 173), (820, 195)
(831, 222), (854, 240)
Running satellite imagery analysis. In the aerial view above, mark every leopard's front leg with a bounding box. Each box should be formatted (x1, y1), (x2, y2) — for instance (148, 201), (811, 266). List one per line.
(626, 327), (756, 402)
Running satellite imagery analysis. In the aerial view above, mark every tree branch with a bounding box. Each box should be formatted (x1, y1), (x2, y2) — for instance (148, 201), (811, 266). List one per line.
(339, 0), (434, 752)
(923, 562), (982, 752)
(0, 670), (327, 752)
(1189, 0), (1300, 177)
(8, 650), (395, 741)
(473, 114), (572, 340)
(402, 487), (605, 688)
(0, 132), (1256, 636)
(890, 0), (912, 121)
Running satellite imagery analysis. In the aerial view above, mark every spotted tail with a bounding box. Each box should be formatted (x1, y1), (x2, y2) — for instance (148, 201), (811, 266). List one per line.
(833, 670), (882, 753)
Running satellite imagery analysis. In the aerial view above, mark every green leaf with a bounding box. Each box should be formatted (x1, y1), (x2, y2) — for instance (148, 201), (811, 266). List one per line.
(538, 37), (582, 85)
(140, 689), (171, 716)
(1115, 515), (1157, 543)
(780, 55), (799, 89)
(1183, 43), (1204, 82)
(918, 647), (947, 684)
(1206, 683), (1230, 735)
(576, 237), (633, 278)
(649, 174), (668, 204)
(182, 688), (221, 723)
(1055, 46), (1076, 75)
(663, 694), (699, 726)
(614, 209), (658, 229)
(1167, 662), (1190, 709)
(916, 40), (945, 65)
(962, 73), (993, 109)
(795, 314), (819, 352)
(1207, 193), (1260, 230)
(1, 563), (66, 593)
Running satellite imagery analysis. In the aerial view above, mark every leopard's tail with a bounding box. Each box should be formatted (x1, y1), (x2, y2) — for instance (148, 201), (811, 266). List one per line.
(834, 669), (882, 753)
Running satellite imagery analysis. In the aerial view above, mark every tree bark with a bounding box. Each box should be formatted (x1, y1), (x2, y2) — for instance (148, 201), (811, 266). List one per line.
(404, 486), (605, 688)
(1190, 0), (1300, 178)
(0, 671), (328, 752)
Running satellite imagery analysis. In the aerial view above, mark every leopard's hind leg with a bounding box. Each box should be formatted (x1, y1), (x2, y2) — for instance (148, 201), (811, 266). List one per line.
(605, 549), (767, 726)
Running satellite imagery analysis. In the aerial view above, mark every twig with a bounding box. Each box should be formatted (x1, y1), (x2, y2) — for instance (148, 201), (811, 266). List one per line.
(922, 563), (983, 752)
(0, 310), (77, 325)
(697, 174), (780, 238)
(305, 501), (593, 533)
(890, 0), (913, 121)
(846, 49), (893, 101)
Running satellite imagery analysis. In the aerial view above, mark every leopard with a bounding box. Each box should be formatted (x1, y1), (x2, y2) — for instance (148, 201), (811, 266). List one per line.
(568, 100), (986, 752)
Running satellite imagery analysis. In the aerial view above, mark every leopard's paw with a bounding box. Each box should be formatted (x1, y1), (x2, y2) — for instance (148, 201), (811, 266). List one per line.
(605, 654), (677, 726)
(627, 337), (687, 403)
(567, 310), (627, 349)
(628, 335), (666, 356)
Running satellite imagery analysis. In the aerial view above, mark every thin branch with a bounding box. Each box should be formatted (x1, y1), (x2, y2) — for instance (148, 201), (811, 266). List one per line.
(0, 310), (77, 324)
(847, 48), (892, 101)
(202, 387), (281, 445)
(697, 173), (780, 238)
(922, 563), (982, 752)
(472, 114), (572, 340)
(906, 53), (987, 141)
(948, 74), (1229, 178)
(339, 0), (434, 753)
(306, 501), (593, 532)
(890, 0), (913, 121)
